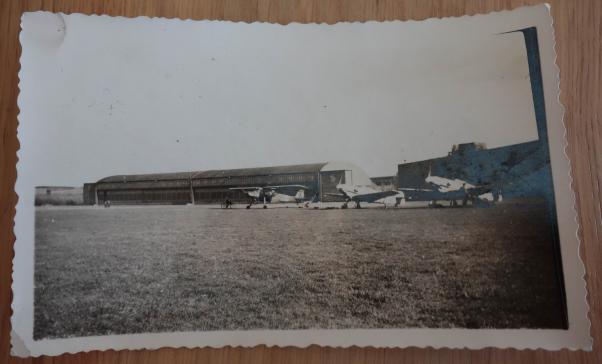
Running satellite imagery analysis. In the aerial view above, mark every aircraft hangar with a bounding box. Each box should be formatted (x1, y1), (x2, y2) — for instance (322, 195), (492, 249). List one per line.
(396, 140), (554, 201)
(396, 27), (555, 205)
(83, 162), (372, 205)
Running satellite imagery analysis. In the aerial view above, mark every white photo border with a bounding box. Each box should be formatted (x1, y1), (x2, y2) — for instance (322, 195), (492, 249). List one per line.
(11, 4), (591, 356)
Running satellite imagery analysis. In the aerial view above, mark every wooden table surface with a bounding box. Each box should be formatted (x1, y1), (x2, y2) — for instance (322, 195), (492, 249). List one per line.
(1, 1), (600, 363)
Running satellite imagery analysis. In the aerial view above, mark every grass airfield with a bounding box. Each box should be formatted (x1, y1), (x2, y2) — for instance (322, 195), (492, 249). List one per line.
(34, 200), (565, 339)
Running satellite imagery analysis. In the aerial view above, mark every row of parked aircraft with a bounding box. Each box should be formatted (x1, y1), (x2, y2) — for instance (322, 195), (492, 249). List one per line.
(229, 170), (497, 209)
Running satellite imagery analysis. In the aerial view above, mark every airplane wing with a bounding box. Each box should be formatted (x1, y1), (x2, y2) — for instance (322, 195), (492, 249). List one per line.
(229, 187), (262, 191)
(465, 184), (494, 197)
(324, 192), (348, 199)
(263, 185), (309, 195)
(229, 186), (308, 191)
(249, 184), (312, 200)
(263, 185), (308, 191)
(352, 190), (399, 203)
(229, 185), (309, 199)
(399, 185), (493, 202)
(398, 188), (440, 202)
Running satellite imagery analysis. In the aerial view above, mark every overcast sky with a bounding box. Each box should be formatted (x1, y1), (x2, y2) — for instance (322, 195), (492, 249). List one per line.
(20, 12), (538, 186)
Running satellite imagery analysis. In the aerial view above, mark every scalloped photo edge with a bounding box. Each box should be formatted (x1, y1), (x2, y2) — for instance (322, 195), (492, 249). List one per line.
(10, 3), (591, 357)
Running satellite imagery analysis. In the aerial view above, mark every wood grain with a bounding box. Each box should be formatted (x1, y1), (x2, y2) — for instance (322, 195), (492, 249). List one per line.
(1, 1), (600, 363)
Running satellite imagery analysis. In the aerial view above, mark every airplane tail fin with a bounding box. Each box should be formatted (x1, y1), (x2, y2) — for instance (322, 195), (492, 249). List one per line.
(336, 177), (345, 189)
(294, 189), (305, 200)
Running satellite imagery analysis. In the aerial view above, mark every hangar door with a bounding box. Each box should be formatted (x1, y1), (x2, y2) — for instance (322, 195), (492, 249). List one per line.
(319, 169), (351, 202)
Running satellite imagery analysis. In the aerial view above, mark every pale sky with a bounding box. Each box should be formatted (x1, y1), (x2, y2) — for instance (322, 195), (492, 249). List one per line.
(19, 12), (538, 186)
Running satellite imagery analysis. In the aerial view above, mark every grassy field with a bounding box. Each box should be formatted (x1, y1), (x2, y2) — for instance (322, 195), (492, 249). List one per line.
(34, 202), (566, 339)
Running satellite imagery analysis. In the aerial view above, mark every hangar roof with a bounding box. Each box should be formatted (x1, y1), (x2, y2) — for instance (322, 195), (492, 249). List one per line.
(97, 163), (328, 183)
(192, 163), (327, 179)
(97, 171), (198, 183)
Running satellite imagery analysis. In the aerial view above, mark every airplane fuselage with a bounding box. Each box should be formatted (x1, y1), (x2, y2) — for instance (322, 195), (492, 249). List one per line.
(399, 175), (495, 206)
(336, 184), (401, 208)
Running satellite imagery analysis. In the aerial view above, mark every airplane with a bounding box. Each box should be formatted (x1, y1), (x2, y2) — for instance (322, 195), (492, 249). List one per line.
(327, 180), (401, 209)
(229, 185), (311, 209)
(396, 168), (497, 207)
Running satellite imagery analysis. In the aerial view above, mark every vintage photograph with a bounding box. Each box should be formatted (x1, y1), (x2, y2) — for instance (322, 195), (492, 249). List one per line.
(12, 5), (590, 355)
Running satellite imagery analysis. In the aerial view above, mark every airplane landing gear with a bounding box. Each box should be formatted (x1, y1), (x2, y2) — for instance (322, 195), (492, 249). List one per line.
(429, 200), (443, 208)
(355, 201), (361, 209)
(341, 202), (348, 209)
(263, 205), (267, 209)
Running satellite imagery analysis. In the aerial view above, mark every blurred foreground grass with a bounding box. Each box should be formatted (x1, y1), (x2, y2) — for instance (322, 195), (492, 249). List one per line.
(34, 201), (565, 339)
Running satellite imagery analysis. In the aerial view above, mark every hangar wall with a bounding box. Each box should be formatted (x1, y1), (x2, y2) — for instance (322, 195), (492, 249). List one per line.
(86, 162), (371, 205)
(396, 28), (555, 203)
(397, 141), (553, 199)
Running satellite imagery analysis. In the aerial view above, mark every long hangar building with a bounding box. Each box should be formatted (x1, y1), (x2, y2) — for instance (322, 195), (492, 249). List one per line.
(83, 162), (372, 205)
